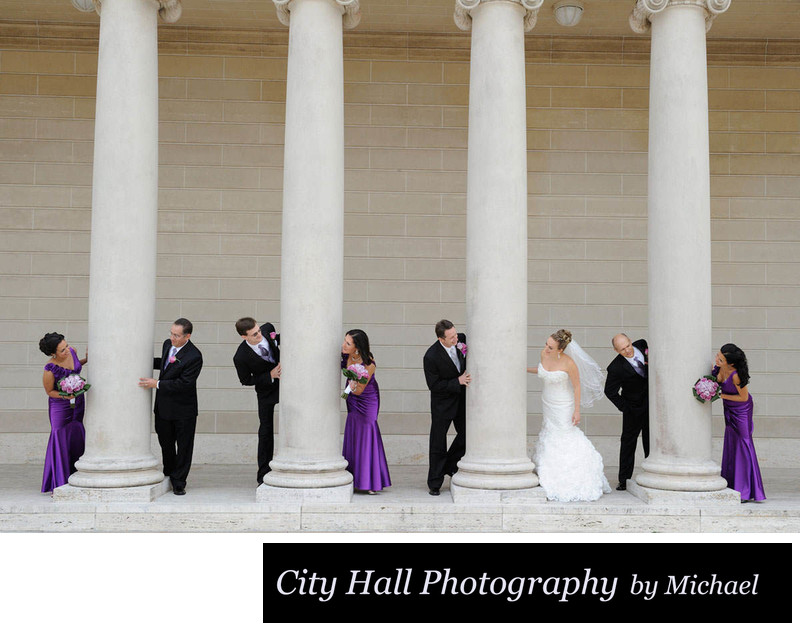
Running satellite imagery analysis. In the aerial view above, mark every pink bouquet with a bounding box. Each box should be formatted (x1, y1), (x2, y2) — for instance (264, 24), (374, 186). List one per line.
(342, 363), (369, 399)
(692, 375), (721, 403)
(57, 374), (91, 402)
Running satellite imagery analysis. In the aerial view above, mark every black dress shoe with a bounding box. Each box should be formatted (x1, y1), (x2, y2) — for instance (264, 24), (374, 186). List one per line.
(429, 488), (440, 496)
(616, 482), (626, 491)
(173, 487), (186, 496)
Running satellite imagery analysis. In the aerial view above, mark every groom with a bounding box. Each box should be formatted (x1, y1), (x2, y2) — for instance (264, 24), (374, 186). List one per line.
(604, 334), (650, 491)
(423, 319), (470, 496)
(233, 317), (281, 486)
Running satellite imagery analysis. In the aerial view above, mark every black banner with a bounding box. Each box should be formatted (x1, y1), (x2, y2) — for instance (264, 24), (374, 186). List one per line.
(263, 543), (791, 623)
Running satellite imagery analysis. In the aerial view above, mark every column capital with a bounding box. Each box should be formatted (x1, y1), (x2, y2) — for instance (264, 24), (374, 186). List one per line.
(630, 0), (731, 34)
(273, 0), (361, 30)
(454, 0), (544, 32)
(91, 0), (183, 23)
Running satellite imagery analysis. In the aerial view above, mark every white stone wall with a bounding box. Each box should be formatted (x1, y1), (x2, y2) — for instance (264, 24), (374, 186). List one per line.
(0, 24), (798, 466)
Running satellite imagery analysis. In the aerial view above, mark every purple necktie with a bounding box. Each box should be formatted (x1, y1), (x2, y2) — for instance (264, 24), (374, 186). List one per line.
(259, 344), (273, 363)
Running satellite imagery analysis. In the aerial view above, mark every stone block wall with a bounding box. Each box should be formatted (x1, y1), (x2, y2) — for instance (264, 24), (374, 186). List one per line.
(0, 22), (798, 467)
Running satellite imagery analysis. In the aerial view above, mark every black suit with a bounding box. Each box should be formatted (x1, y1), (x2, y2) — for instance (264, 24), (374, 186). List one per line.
(153, 338), (203, 491)
(604, 338), (650, 485)
(233, 322), (280, 484)
(423, 333), (467, 491)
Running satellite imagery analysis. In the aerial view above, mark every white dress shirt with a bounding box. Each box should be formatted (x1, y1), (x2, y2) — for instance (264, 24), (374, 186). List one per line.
(248, 340), (273, 361)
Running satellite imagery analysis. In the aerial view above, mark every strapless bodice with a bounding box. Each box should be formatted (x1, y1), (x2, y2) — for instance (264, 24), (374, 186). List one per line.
(538, 363), (573, 403)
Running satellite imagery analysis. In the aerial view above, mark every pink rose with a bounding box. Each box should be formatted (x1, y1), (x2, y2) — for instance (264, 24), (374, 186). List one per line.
(457, 342), (467, 356)
(57, 374), (88, 397)
(270, 332), (277, 340)
(169, 355), (177, 364)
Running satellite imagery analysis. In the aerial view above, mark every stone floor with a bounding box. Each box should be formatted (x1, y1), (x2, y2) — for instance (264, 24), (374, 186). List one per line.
(0, 464), (797, 532)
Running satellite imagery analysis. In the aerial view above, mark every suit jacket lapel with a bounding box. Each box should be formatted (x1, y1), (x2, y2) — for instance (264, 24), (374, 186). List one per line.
(634, 341), (648, 375)
(165, 342), (190, 372)
(621, 352), (647, 379)
(246, 341), (260, 360)
(266, 336), (278, 362)
(261, 325), (278, 361)
(437, 342), (459, 375)
(176, 342), (190, 361)
(616, 354), (637, 378)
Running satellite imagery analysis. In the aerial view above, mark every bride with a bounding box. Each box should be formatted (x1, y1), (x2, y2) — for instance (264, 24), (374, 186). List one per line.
(527, 329), (611, 502)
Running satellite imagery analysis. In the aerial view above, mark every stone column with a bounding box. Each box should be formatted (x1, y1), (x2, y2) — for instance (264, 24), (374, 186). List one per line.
(629, 0), (735, 500)
(56, 0), (182, 501)
(450, 0), (540, 501)
(258, 0), (360, 502)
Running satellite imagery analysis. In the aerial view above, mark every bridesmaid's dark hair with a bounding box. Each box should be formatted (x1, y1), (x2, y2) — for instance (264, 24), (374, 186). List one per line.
(39, 332), (64, 356)
(720, 343), (750, 387)
(346, 329), (374, 366)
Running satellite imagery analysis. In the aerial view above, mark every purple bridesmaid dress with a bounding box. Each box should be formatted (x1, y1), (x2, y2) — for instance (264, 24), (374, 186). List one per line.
(41, 347), (86, 493)
(715, 366), (766, 501)
(342, 356), (391, 492)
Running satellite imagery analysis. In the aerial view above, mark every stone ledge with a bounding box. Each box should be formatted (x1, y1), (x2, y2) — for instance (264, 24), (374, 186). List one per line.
(1, 465), (796, 533)
(256, 483), (353, 504)
(451, 485), (547, 505)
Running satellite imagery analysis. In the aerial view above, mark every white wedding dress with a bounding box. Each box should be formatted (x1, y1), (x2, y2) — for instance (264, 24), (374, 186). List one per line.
(535, 363), (612, 502)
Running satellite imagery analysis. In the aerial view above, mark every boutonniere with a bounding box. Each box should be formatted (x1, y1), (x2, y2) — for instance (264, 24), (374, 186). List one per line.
(169, 354), (180, 364)
(270, 332), (277, 340)
(456, 342), (467, 356)
(644, 348), (648, 364)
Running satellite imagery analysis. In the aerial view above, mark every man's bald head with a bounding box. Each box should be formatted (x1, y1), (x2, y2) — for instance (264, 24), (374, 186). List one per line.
(612, 334), (635, 358)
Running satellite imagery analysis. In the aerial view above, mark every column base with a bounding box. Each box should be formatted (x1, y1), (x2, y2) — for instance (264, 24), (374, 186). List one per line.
(53, 477), (170, 503)
(450, 458), (539, 491)
(627, 479), (741, 505)
(451, 484), (546, 505)
(258, 458), (354, 502)
(635, 457), (729, 492)
(67, 463), (165, 489)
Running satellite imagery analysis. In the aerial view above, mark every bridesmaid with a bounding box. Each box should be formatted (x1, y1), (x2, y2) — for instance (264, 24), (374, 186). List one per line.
(714, 343), (766, 502)
(39, 332), (87, 494)
(341, 329), (391, 494)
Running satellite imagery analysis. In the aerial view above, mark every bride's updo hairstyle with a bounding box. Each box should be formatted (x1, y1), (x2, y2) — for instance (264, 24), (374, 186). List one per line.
(39, 332), (64, 356)
(551, 329), (573, 351)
